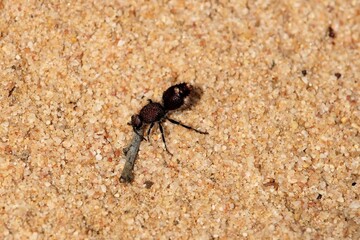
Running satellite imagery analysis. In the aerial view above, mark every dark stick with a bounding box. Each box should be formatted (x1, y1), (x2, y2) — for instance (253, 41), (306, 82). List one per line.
(120, 127), (144, 183)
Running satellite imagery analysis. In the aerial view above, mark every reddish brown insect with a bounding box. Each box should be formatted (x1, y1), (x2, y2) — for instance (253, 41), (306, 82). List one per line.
(130, 83), (208, 154)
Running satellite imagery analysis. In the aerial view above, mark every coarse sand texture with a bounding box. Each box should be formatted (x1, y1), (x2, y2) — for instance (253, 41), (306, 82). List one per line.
(1, 1), (359, 239)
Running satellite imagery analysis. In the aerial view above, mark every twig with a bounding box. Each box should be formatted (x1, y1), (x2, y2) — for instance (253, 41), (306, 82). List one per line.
(120, 128), (144, 183)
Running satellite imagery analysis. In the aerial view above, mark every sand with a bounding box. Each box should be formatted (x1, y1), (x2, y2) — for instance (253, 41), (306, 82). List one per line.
(1, 1), (359, 239)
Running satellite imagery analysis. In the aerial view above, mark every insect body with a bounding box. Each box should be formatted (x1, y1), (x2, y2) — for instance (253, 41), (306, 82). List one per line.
(130, 83), (208, 154)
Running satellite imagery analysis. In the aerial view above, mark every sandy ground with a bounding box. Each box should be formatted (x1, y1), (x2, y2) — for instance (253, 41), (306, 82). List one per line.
(1, 1), (359, 239)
